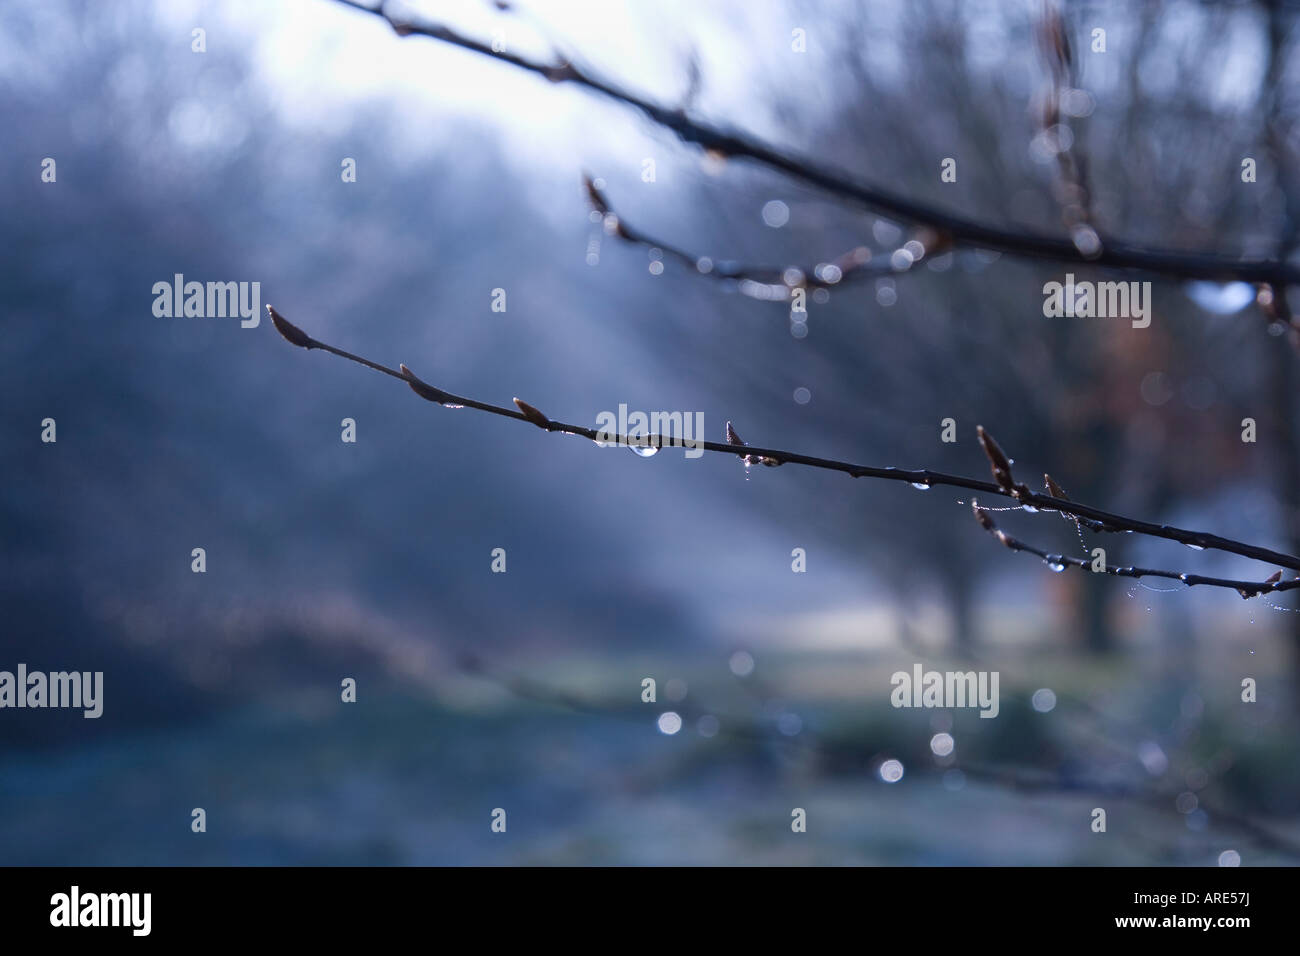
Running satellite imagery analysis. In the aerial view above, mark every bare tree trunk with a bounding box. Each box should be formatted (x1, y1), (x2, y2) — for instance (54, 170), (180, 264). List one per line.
(943, 567), (978, 659)
(1264, 342), (1300, 711)
(1264, 0), (1300, 711)
(1079, 583), (1112, 656)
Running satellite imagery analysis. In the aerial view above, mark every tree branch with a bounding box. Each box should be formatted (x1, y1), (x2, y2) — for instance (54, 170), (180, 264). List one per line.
(329, 0), (1300, 287)
(584, 175), (949, 298)
(971, 499), (1297, 598)
(266, 304), (1300, 580)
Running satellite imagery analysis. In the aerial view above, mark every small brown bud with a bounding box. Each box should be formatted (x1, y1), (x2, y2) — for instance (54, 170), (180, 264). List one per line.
(977, 425), (1016, 493)
(513, 397), (550, 429)
(400, 364), (449, 404)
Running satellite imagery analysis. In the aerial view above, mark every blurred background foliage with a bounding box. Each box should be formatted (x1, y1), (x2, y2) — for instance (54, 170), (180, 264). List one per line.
(1, 0), (1298, 864)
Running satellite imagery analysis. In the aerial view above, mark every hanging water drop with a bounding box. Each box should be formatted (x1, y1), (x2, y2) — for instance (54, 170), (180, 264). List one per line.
(1185, 542), (1205, 551)
(910, 482), (931, 491)
(629, 442), (658, 458)
(1045, 556), (1067, 572)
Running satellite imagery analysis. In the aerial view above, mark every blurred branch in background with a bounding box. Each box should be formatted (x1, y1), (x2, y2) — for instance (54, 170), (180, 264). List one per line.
(330, 0), (1300, 298)
(583, 174), (950, 299)
(456, 646), (1300, 860)
(1034, 1), (1098, 260)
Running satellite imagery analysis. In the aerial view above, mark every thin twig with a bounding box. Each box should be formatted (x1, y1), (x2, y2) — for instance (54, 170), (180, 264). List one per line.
(1035, 1), (1099, 258)
(971, 500), (1299, 598)
(266, 304), (1300, 578)
(328, 0), (1300, 287)
(584, 175), (949, 297)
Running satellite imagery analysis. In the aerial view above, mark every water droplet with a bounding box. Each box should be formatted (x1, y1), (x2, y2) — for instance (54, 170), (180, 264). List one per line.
(890, 248), (915, 271)
(729, 651), (755, 677)
(1021, 504), (1039, 513)
(1138, 741), (1168, 775)
(1184, 281), (1255, 315)
(872, 219), (902, 246)
(777, 713), (802, 736)
(910, 482), (931, 490)
(1070, 223), (1102, 258)
(1061, 88), (1095, 117)
(1045, 557), (1067, 572)
(815, 262), (843, 284)
(657, 712), (682, 735)
(627, 431), (658, 457)
(1186, 543), (1205, 551)
(761, 200), (789, 228)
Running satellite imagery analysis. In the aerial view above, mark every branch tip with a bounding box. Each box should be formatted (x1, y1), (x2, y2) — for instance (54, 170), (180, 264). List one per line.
(1044, 473), (1070, 501)
(977, 425), (1021, 495)
(266, 305), (314, 349)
